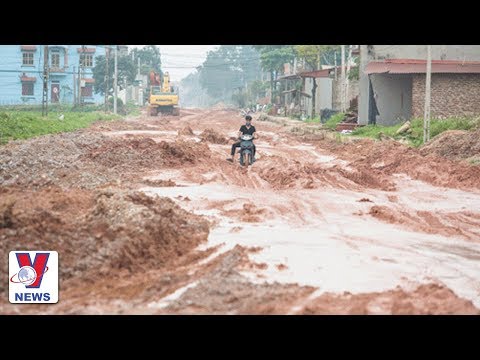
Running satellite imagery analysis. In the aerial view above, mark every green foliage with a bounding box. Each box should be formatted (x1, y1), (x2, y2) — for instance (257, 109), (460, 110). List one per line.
(249, 80), (269, 100)
(351, 123), (401, 138)
(348, 56), (360, 80)
(253, 45), (296, 73)
(198, 46), (261, 103)
(92, 53), (137, 96)
(131, 45), (162, 74)
(324, 112), (346, 130)
(231, 90), (248, 108)
(0, 111), (120, 145)
(304, 116), (321, 123)
(124, 100), (141, 116)
(294, 45), (339, 70)
(351, 117), (478, 147)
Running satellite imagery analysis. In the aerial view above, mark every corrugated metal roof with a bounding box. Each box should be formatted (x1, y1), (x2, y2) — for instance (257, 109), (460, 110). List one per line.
(365, 59), (480, 74)
(300, 69), (331, 78)
(275, 74), (301, 81)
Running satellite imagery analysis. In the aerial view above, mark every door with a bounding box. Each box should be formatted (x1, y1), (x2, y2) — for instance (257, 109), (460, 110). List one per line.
(51, 83), (60, 103)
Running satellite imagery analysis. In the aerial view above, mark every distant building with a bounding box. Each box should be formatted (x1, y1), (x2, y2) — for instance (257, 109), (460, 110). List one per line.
(359, 45), (480, 125)
(0, 45), (107, 106)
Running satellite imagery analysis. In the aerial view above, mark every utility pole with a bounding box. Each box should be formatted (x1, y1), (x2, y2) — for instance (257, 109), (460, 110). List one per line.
(334, 51), (337, 81)
(114, 45), (118, 114)
(42, 45), (49, 116)
(77, 65), (81, 106)
(105, 46), (109, 113)
(137, 57), (141, 106)
(345, 45), (352, 112)
(73, 66), (76, 106)
(341, 45), (346, 112)
(423, 45), (432, 143)
(80, 45), (85, 107)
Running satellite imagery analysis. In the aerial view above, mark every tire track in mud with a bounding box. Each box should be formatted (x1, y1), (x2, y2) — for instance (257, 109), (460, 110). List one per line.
(2, 108), (480, 314)
(136, 109), (480, 313)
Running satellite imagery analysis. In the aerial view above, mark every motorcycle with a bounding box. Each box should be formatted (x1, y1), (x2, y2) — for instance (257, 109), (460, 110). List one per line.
(238, 134), (255, 167)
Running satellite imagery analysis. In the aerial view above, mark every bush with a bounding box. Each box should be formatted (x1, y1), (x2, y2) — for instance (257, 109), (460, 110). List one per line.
(107, 97), (126, 115)
(323, 112), (346, 130)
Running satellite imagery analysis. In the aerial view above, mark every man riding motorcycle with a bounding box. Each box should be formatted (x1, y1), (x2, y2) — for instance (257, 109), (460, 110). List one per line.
(227, 115), (257, 163)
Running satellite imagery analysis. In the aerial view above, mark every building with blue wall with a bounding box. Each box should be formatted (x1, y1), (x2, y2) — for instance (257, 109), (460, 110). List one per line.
(0, 45), (107, 106)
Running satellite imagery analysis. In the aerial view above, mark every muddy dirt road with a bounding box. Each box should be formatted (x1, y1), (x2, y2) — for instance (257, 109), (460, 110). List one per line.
(1, 108), (479, 314)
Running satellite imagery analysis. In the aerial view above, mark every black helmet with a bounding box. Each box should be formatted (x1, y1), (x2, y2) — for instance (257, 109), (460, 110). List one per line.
(245, 115), (252, 121)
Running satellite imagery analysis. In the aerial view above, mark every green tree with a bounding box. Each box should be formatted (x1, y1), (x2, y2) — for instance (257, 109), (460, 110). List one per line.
(294, 45), (339, 118)
(198, 45), (260, 104)
(252, 45), (295, 99)
(131, 45), (162, 74)
(92, 52), (137, 96)
(294, 45), (339, 70)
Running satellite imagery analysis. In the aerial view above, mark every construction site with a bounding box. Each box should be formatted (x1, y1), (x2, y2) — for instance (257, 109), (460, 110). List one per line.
(1, 106), (479, 314)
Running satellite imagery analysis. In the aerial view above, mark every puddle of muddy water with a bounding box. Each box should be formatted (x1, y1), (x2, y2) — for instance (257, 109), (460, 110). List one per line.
(141, 163), (480, 310)
(202, 220), (480, 308)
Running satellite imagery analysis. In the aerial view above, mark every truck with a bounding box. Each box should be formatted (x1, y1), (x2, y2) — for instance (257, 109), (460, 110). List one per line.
(147, 70), (180, 116)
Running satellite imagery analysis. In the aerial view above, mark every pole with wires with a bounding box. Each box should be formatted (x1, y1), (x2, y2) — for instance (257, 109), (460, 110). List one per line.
(105, 46), (109, 113)
(423, 45), (432, 143)
(42, 45), (49, 116)
(114, 45), (118, 114)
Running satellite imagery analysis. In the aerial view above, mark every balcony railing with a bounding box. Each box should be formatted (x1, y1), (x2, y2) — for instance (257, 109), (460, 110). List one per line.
(49, 66), (67, 74)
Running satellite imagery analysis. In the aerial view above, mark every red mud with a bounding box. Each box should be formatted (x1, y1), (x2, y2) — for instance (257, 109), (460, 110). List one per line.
(316, 138), (480, 191)
(199, 128), (229, 144)
(300, 284), (479, 315)
(1, 108), (479, 314)
(0, 186), (209, 301)
(368, 205), (480, 241)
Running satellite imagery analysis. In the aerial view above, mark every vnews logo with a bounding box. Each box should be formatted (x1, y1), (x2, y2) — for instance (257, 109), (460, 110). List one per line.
(9, 251), (58, 303)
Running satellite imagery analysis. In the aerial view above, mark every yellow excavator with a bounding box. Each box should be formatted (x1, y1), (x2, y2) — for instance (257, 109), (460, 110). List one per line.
(147, 71), (180, 116)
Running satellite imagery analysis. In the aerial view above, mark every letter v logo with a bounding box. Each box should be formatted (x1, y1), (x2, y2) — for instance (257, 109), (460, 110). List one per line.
(16, 253), (49, 288)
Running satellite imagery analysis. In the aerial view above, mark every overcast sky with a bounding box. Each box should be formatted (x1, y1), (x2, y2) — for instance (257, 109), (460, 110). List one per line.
(129, 45), (219, 82)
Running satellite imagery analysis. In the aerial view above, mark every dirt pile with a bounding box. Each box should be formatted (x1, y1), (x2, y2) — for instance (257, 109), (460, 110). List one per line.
(178, 126), (194, 136)
(315, 138), (480, 191)
(221, 202), (269, 222)
(300, 284), (479, 315)
(199, 128), (229, 144)
(85, 138), (208, 169)
(143, 179), (177, 187)
(0, 131), (112, 188)
(164, 245), (315, 314)
(368, 205), (480, 241)
(0, 186), (210, 299)
(420, 128), (480, 162)
(0, 130), (212, 189)
(256, 157), (395, 191)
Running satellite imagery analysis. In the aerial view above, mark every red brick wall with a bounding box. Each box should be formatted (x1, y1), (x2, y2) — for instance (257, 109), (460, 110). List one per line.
(412, 74), (480, 118)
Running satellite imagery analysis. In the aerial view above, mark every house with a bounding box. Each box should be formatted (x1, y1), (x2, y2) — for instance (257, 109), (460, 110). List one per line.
(0, 45), (107, 106)
(358, 45), (480, 125)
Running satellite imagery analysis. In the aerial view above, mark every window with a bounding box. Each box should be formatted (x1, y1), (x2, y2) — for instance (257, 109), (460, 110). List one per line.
(51, 52), (60, 68)
(22, 52), (34, 66)
(80, 54), (93, 67)
(22, 82), (34, 96)
(81, 85), (93, 97)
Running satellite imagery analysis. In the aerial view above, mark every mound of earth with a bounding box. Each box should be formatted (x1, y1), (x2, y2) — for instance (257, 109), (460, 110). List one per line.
(0, 186), (210, 299)
(200, 128), (229, 144)
(420, 128), (480, 162)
